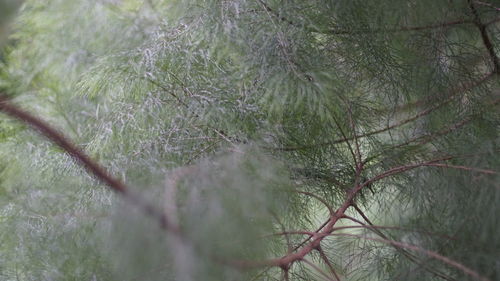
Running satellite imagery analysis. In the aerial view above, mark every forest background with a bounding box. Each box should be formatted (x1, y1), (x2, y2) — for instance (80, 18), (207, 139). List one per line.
(0, 0), (499, 280)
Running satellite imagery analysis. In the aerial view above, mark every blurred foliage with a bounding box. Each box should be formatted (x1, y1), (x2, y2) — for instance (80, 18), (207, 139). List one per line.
(0, 0), (499, 280)
(0, 0), (21, 44)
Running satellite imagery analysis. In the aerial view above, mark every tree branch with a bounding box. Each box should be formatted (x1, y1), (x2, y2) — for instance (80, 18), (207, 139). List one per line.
(469, 0), (500, 73)
(327, 19), (474, 35)
(271, 73), (494, 152)
(0, 95), (180, 234)
(327, 233), (491, 281)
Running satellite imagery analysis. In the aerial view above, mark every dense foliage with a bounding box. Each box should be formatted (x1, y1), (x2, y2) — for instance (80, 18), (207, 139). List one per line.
(0, 0), (499, 280)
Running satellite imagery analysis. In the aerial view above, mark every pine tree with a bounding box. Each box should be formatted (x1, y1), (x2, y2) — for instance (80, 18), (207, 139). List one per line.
(0, 0), (499, 280)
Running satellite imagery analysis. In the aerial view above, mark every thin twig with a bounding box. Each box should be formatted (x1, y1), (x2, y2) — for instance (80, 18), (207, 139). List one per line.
(292, 218), (330, 252)
(340, 210), (457, 281)
(423, 163), (499, 174)
(474, 1), (500, 12)
(316, 245), (342, 281)
(255, 0), (295, 26)
(469, 0), (500, 72)
(271, 211), (293, 253)
(295, 190), (335, 217)
(301, 258), (336, 281)
(328, 19), (473, 35)
(327, 233), (491, 281)
(330, 225), (456, 241)
(270, 73), (493, 152)
(253, 0), (491, 36)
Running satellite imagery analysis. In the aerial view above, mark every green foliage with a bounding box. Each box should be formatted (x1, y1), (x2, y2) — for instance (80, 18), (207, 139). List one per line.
(0, 0), (21, 43)
(0, 0), (499, 280)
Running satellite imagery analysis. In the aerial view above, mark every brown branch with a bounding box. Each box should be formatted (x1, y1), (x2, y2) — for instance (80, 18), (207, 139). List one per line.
(330, 16), (499, 33)
(234, 180), (368, 268)
(146, 77), (189, 108)
(328, 16), (499, 34)
(351, 204), (374, 226)
(295, 190), (336, 217)
(327, 19), (474, 35)
(282, 267), (290, 281)
(423, 163), (499, 174)
(474, 1), (500, 12)
(330, 114), (359, 169)
(270, 73), (494, 152)
(388, 114), (472, 149)
(234, 156), (453, 268)
(346, 103), (363, 168)
(230, 153), (473, 272)
(363, 95), (500, 166)
(263, 230), (316, 238)
(301, 258), (337, 281)
(256, 0), (295, 26)
(0, 95), (180, 233)
(271, 211), (294, 254)
(327, 233), (491, 281)
(255, 0), (488, 37)
(341, 214), (367, 226)
(469, 0), (500, 72)
(292, 218), (330, 252)
(316, 245), (342, 281)
(343, 208), (457, 280)
(331, 225), (456, 241)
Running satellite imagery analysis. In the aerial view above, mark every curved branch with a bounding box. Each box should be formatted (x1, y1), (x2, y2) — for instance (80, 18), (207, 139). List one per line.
(301, 258), (337, 281)
(0, 95), (179, 233)
(423, 163), (499, 175)
(327, 232), (491, 281)
(295, 190), (336, 217)
(469, 0), (500, 72)
(232, 153), (471, 269)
